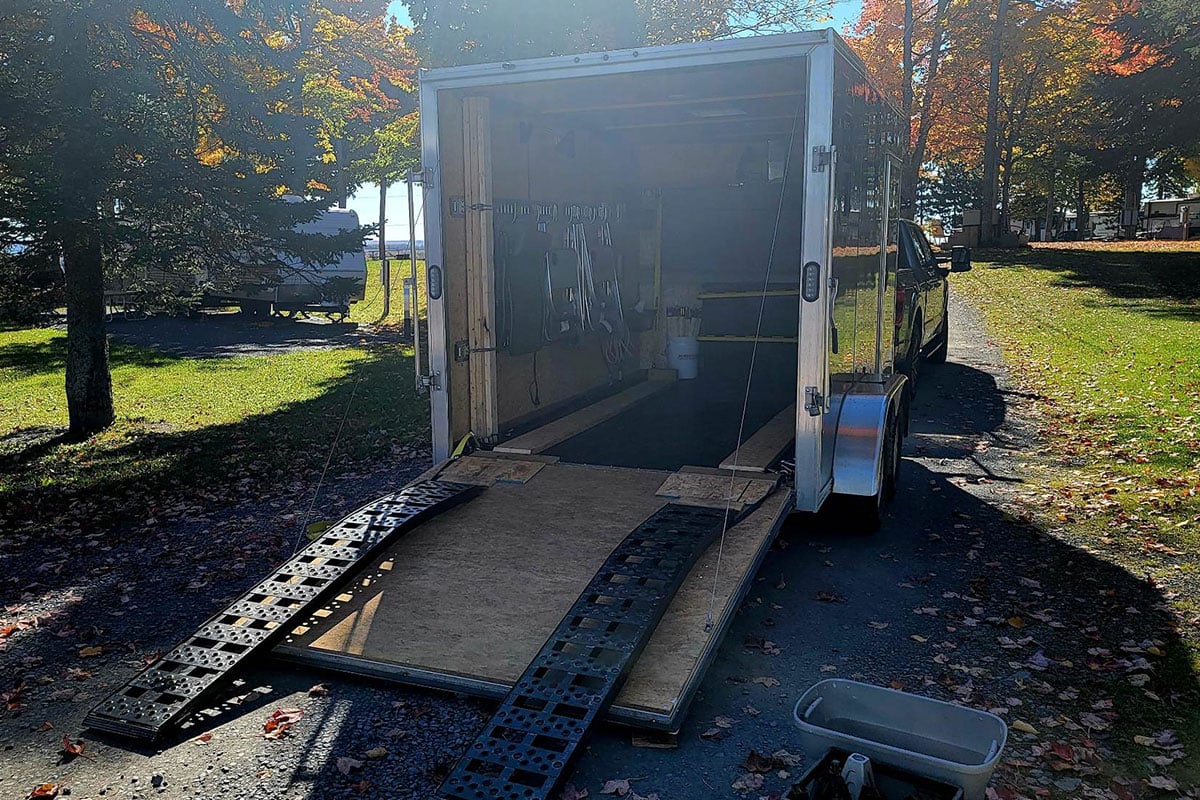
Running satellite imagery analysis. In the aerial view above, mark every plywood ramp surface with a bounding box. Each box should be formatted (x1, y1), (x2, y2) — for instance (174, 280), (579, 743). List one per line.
(656, 469), (779, 511)
(286, 463), (670, 685)
(436, 454), (547, 486)
(721, 403), (796, 472)
(494, 379), (673, 455)
(278, 462), (792, 723)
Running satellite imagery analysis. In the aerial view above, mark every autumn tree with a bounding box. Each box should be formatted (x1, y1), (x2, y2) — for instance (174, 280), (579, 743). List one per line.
(0, 1), (391, 438)
(402, 0), (837, 65)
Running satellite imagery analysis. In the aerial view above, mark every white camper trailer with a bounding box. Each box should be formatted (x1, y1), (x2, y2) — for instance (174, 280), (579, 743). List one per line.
(215, 207), (368, 320)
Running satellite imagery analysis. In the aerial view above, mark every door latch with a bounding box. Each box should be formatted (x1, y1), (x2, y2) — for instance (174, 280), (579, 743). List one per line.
(804, 386), (825, 417)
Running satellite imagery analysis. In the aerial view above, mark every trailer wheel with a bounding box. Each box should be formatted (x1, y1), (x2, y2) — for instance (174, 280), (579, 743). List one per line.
(844, 404), (902, 533)
(899, 313), (922, 396)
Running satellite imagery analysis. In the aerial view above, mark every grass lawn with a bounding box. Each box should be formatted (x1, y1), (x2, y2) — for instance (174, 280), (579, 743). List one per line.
(350, 258), (427, 327)
(955, 241), (1200, 783)
(0, 300), (430, 533)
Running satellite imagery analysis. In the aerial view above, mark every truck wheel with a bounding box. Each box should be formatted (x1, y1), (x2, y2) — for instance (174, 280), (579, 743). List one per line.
(926, 297), (950, 364)
(900, 314), (922, 395)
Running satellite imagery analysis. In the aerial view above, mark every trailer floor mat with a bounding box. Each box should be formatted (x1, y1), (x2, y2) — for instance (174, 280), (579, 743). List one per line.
(84, 480), (479, 742)
(437, 503), (729, 800)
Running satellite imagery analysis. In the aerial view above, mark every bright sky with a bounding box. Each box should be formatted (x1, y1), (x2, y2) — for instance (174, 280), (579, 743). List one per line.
(352, 1), (864, 237)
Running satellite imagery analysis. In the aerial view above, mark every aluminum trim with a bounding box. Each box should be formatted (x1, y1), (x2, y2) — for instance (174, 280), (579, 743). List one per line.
(419, 84), (452, 461)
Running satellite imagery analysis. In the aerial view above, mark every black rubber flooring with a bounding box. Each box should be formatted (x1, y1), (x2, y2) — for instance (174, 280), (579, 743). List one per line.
(546, 373), (795, 472)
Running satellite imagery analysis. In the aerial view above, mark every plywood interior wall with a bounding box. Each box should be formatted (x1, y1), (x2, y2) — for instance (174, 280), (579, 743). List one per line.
(488, 100), (650, 429)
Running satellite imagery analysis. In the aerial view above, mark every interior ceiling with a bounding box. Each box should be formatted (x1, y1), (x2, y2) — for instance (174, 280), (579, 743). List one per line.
(481, 57), (808, 145)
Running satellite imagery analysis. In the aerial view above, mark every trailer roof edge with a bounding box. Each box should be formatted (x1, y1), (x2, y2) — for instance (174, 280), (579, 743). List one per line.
(419, 29), (835, 90)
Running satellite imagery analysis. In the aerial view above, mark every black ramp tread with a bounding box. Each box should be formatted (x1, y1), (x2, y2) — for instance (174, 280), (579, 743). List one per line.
(437, 503), (730, 800)
(84, 480), (479, 742)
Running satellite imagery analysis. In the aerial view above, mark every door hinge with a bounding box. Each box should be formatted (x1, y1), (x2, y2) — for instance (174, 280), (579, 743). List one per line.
(804, 386), (825, 416)
(418, 371), (441, 394)
(811, 146), (832, 173)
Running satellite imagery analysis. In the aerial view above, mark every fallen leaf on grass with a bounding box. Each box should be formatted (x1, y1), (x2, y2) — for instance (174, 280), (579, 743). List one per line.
(365, 746), (388, 760)
(1012, 720), (1039, 735)
(1147, 775), (1178, 791)
(1007, 617), (1025, 629)
(308, 683), (330, 697)
(27, 784), (59, 799)
(336, 757), (364, 775)
(350, 779), (371, 793)
(78, 646), (104, 658)
(752, 676), (780, 687)
(559, 786), (589, 800)
(868, 621), (889, 630)
(37, 722), (53, 732)
(193, 733), (213, 745)
(700, 727), (726, 741)
(816, 592), (846, 603)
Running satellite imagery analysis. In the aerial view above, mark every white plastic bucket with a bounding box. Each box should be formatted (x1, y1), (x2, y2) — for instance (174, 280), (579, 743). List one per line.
(793, 680), (1007, 800)
(666, 336), (700, 380)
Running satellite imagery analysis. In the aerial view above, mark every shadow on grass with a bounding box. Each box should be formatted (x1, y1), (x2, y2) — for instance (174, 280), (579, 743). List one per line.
(0, 343), (430, 548)
(0, 336), (179, 378)
(980, 247), (1200, 320)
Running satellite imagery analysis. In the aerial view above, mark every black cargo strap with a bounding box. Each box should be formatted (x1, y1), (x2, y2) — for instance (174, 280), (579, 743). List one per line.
(437, 503), (729, 800)
(85, 480), (479, 741)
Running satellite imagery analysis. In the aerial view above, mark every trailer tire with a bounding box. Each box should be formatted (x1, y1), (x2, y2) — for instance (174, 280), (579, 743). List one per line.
(843, 403), (902, 533)
(900, 313), (922, 396)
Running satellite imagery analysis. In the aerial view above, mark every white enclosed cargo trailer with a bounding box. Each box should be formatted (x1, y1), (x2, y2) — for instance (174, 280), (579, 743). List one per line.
(414, 27), (908, 516)
(273, 29), (912, 737)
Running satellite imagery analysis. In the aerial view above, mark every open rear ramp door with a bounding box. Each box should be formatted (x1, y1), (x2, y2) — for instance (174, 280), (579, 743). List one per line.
(274, 455), (794, 730)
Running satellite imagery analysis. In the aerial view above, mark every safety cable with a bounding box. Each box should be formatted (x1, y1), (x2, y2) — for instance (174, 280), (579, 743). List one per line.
(293, 369), (364, 555)
(705, 92), (808, 632)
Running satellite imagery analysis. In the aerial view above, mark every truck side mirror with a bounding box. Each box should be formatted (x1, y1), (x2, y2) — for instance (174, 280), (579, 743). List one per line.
(950, 246), (972, 273)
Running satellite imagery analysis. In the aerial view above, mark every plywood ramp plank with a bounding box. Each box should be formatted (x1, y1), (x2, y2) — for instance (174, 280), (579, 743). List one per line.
(656, 470), (779, 511)
(494, 379), (673, 455)
(437, 455), (547, 487)
(720, 403), (796, 473)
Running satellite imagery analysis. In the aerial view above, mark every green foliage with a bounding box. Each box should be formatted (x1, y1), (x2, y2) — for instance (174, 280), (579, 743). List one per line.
(0, 1), (381, 299)
(0, 252), (63, 325)
(401, 0), (832, 66)
(917, 160), (982, 225)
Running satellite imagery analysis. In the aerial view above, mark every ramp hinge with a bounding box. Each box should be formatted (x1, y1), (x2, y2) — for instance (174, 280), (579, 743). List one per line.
(812, 145), (831, 172)
(805, 386), (825, 416)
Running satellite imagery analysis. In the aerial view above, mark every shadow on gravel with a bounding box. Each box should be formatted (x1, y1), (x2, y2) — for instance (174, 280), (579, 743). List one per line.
(980, 248), (1200, 320)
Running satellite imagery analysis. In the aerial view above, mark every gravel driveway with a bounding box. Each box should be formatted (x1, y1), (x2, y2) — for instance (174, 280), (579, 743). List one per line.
(0, 296), (1182, 799)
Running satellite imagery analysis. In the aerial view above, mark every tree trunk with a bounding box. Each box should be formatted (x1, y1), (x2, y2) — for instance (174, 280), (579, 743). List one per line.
(1001, 145), (1014, 236)
(907, 0), (952, 218)
(1121, 154), (1145, 239)
(899, 0), (916, 216)
(379, 180), (391, 319)
(1043, 170), (1056, 242)
(980, 0), (1011, 246)
(1076, 172), (1088, 238)
(63, 228), (115, 439)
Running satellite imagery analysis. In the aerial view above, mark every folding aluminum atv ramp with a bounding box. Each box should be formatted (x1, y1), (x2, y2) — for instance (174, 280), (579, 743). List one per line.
(437, 503), (732, 800)
(84, 480), (479, 741)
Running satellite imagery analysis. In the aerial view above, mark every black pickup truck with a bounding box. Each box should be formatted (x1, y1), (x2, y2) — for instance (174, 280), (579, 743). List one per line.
(895, 220), (971, 389)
